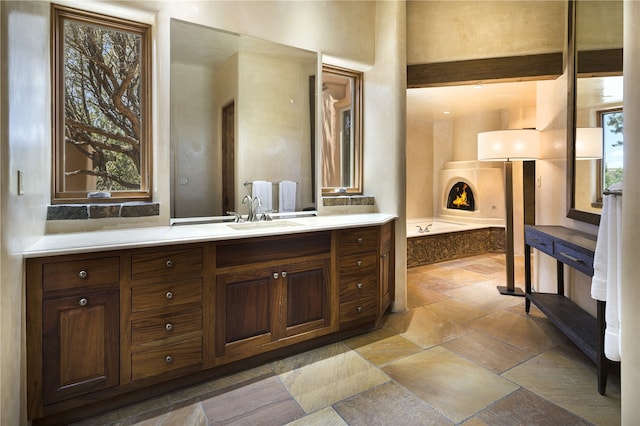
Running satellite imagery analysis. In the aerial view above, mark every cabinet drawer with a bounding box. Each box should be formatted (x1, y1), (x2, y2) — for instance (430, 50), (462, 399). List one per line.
(339, 252), (377, 276)
(131, 279), (202, 313)
(340, 275), (377, 302)
(339, 297), (378, 328)
(131, 309), (202, 347)
(42, 257), (119, 292)
(554, 243), (594, 276)
(131, 338), (202, 381)
(131, 247), (203, 281)
(525, 228), (554, 256)
(337, 227), (378, 256)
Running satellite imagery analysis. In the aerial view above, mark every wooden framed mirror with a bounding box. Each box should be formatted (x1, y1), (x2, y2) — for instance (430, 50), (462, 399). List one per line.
(567, 0), (623, 225)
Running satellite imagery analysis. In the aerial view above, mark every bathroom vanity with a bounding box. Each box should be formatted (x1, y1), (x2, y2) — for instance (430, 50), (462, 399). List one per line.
(24, 214), (395, 424)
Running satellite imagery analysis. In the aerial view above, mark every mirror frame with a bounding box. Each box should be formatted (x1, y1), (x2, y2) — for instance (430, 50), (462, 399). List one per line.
(566, 0), (601, 225)
(567, 0), (623, 225)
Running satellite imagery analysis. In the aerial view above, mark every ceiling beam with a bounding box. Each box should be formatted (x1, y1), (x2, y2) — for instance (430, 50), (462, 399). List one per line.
(407, 53), (563, 88)
(577, 48), (623, 77)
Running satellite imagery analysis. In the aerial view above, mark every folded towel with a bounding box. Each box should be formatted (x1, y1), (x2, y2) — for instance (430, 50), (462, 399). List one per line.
(279, 181), (297, 213)
(591, 191), (622, 361)
(251, 181), (272, 214)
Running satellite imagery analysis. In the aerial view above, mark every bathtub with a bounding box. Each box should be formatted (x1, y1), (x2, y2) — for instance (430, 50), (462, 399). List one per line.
(407, 218), (492, 238)
(406, 217), (505, 267)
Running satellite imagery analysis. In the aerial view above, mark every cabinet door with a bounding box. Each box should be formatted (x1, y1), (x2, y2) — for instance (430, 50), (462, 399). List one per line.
(215, 266), (276, 362)
(281, 258), (332, 339)
(379, 221), (395, 317)
(42, 290), (119, 405)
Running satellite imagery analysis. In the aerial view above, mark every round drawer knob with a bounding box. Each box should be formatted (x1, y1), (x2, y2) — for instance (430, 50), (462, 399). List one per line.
(356, 260), (363, 267)
(356, 306), (363, 313)
(273, 272), (279, 279)
(165, 355), (174, 364)
(281, 271), (288, 278)
(165, 323), (173, 331)
(356, 282), (363, 289)
(79, 298), (88, 306)
(165, 291), (174, 300)
(166, 260), (174, 268)
(78, 270), (88, 279)
(357, 237), (363, 243)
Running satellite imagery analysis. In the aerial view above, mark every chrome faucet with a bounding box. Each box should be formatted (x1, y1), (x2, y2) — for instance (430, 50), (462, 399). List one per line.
(416, 224), (433, 233)
(242, 195), (262, 222)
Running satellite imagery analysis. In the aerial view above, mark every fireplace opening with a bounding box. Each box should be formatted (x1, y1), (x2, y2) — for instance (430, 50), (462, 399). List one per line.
(446, 181), (475, 211)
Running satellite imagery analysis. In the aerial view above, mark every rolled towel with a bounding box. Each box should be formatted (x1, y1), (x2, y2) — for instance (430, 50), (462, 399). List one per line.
(279, 181), (297, 212)
(251, 181), (272, 214)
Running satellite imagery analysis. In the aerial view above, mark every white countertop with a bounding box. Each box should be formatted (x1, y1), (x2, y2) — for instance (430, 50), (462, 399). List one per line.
(24, 213), (396, 258)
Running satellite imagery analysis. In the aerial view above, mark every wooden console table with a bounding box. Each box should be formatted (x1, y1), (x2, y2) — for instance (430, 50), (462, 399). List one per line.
(524, 225), (612, 395)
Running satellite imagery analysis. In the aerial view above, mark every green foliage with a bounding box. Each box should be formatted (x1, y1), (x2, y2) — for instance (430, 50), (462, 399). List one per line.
(605, 111), (623, 147)
(605, 167), (623, 189)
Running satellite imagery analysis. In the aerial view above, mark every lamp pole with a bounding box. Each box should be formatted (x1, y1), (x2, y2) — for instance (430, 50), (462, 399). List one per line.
(497, 160), (524, 296)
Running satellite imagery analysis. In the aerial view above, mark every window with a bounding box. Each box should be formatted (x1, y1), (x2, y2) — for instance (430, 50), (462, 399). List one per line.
(598, 108), (623, 190)
(321, 65), (363, 195)
(52, 5), (151, 203)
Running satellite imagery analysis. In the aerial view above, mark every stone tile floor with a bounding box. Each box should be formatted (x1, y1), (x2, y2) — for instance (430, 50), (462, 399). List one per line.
(74, 253), (620, 425)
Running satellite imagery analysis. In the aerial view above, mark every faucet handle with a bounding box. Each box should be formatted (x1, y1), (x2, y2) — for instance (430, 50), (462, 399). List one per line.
(226, 211), (244, 223)
(261, 210), (273, 221)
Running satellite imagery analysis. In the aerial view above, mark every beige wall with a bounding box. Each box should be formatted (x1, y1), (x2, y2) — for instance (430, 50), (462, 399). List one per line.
(236, 52), (315, 212)
(171, 63), (219, 217)
(1, 2), (51, 423)
(622, 2), (640, 422)
(407, 0), (565, 64)
(363, 0), (407, 311)
(406, 119), (434, 218)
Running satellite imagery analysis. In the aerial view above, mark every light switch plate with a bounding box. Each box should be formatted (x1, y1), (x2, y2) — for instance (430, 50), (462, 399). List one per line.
(17, 170), (25, 195)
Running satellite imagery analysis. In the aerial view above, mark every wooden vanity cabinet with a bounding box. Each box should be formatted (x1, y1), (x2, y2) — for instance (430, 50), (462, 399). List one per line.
(379, 221), (395, 317)
(337, 223), (395, 329)
(125, 245), (207, 382)
(26, 222), (394, 423)
(26, 254), (121, 417)
(213, 233), (334, 364)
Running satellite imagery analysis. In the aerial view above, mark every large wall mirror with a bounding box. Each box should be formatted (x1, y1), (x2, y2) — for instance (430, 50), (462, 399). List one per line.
(568, 0), (623, 224)
(170, 19), (318, 219)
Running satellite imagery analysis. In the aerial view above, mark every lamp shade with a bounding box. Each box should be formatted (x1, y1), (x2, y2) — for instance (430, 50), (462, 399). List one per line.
(477, 129), (540, 161)
(576, 127), (603, 159)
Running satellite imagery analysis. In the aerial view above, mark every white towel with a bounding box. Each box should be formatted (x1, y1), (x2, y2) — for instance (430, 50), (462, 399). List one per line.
(279, 181), (297, 213)
(251, 181), (272, 214)
(591, 186), (622, 361)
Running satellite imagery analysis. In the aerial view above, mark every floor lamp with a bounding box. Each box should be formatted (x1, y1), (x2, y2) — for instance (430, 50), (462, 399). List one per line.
(477, 129), (540, 297)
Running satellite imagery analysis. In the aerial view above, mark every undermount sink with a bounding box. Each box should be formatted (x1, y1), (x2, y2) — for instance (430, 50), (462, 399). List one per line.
(226, 220), (303, 231)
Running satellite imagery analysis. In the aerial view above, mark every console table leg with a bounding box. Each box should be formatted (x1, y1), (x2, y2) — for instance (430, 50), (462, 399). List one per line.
(597, 300), (608, 395)
(525, 244), (532, 313)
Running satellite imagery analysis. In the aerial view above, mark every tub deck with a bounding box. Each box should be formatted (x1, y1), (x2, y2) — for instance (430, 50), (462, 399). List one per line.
(407, 219), (505, 267)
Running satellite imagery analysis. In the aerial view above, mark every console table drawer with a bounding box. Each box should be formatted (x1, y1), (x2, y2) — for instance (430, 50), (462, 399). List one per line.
(554, 243), (594, 276)
(525, 227), (554, 255)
